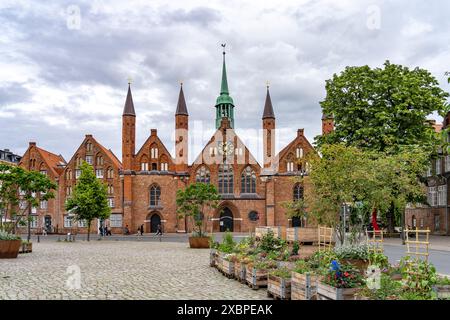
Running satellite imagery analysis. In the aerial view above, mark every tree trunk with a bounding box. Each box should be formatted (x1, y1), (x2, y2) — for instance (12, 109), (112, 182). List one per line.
(87, 220), (91, 242)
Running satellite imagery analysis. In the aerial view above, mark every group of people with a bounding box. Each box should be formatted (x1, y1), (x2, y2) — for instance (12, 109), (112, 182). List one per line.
(99, 225), (112, 236)
(122, 224), (163, 236)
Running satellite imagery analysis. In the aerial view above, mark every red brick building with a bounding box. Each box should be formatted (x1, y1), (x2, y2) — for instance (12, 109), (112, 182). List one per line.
(19, 52), (332, 235)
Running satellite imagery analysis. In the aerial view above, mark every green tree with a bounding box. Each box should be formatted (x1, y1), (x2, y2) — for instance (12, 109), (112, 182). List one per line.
(65, 162), (110, 241)
(176, 183), (221, 237)
(307, 144), (428, 244)
(0, 164), (57, 239)
(315, 61), (448, 232)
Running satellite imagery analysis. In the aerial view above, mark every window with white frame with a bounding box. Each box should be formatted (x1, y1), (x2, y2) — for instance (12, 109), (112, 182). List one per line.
(31, 207), (37, 214)
(30, 216), (38, 228)
(96, 169), (103, 178)
(40, 200), (47, 210)
(296, 147), (304, 159)
(110, 214), (123, 227)
(446, 156), (450, 172)
(141, 162), (148, 171)
(436, 158), (442, 175)
(78, 219), (87, 228)
(287, 162), (294, 172)
(85, 155), (93, 165)
(151, 148), (158, 159)
(438, 185), (447, 206)
(75, 169), (81, 179)
(64, 215), (72, 228)
(107, 198), (115, 208)
(428, 186), (437, 206)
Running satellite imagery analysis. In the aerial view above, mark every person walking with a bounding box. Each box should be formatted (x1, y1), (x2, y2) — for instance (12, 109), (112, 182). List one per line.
(156, 224), (162, 236)
(139, 224), (144, 236)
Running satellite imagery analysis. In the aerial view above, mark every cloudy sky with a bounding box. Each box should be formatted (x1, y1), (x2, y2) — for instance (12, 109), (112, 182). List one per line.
(1, 0), (449, 164)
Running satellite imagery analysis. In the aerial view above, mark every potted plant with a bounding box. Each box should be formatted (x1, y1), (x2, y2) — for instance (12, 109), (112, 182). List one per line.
(268, 267), (292, 300)
(0, 230), (22, 259)
(291, 259), (319, 300)
(176, 183), (220, 249)
(317, 260), (364, 300)
(432, 276), (450, 300)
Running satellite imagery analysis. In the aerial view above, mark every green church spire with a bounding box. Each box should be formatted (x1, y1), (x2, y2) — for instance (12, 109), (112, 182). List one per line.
(215, 44), (234, 129)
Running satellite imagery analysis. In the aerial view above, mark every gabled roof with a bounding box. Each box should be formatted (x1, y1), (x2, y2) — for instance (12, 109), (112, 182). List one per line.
(135, 130), (175, 164)
(20, 144), (67, 177)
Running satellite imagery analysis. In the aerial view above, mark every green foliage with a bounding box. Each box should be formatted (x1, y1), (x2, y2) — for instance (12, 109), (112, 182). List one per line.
(308, 250), (339, 271)
(293, 259), (313, 274)
(0, 230), (21, 240)
(291, 241), (300, 256)
(358, 273), (402, 300)
(281, 198), (308, 220)
(218, 231), (235, 253)
(399, 257), (437, 298)
(0, 163), (57, 234)
(258, 230), (287, 253)
(437, 276), (450, 286)
(323, 262), (365, 288)
(253, 259), (277, 270)
(270, 267), (292, 279)
(316, 61), (449, 153)
(334, 244), (370, 261)
(368, 252), (390, 268)
(64, 162), (111, 241)
(176, 183), (220, 237)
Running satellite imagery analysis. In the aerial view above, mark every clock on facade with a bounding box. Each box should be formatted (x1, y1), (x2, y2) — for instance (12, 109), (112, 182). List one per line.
(218, 141), (234, 155)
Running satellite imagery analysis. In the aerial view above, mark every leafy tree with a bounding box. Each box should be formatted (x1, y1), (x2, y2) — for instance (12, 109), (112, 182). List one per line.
(0, 164), (57, 239)
(315, 61), (448, 232)
(65, 162), (110, 241)
(306, 144), (428, 244)
(176, 182), (221, 237)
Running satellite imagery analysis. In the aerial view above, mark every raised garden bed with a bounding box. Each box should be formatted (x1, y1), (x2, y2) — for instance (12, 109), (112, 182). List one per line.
(220, 258), (235, 278)
(267, 274), (291, 300)
(291, 272), (318, 300)
(287, 227), (319, 244)
(317, 282), (360, 300)
(234, 261), (247, 283)
(246, 265), (269, 290)
(255, 227), (286, 240)
(433, 285), (450, 300)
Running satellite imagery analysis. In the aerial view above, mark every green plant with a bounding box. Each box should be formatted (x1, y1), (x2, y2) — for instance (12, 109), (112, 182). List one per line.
(437, 276), (450, 286)
(309, 250), (338, 270)
(291, 241), (300, 256)
(270, 267), (292, 279)
(399, 257), (438, 299)
(0, 230), (21, 241)
(334, 244), (369, 261)
(254, 259), (277, 270)
(293, 259), (313, 274)
(218, 231), (235, 253)
(368, 251), (389, 268)
(357, 273), (402, 300)
(258, 230), (287, 253)
(323, 260), (365, 288)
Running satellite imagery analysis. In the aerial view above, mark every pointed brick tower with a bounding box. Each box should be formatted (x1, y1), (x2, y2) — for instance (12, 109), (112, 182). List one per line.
(262, 85), (275, 168)
(121, 82), (135, 230)
(175, 83), (189, 172)
(322, 113), (334, 135)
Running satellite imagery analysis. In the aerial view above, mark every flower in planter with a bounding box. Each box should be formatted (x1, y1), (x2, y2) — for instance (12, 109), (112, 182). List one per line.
(323, 261), (364, 289)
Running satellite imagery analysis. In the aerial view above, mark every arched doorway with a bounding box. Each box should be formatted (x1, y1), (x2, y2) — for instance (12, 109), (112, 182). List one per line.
(220, 207), (234, 232)
(149, 213), (161, 233)
(44, 215), (52, 233)
(292, 217), (302, 227)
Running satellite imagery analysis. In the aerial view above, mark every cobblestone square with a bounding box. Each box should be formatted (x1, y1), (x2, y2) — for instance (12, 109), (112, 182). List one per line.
(0, 241), (268, 300)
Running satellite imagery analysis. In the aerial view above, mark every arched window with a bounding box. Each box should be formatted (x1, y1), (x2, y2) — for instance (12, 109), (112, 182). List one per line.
(196, 166), (210, 184)
(218, 164), (234, 194)
(160, 155), (169, 171)
(106, 167), (114, 179)
(150, 185), (161, 207)
(66, 169), (72, 180)
(293, 184), (304, 201)
(296, 147), (304, 159)
(140, 155), (149, 171)
(96, 155), (104, 166)
(86, 142), (93, 152)
(241, 166), (256, 194)
(150, 145), (158, 159)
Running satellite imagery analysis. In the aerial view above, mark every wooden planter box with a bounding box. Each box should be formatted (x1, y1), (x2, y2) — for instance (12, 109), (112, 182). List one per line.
(255, 226), (286, 240)
(287, 227), (318, 243)
(188, 236), (209, 248)
(19, 242), (33, 254)
(341, 259), (370, 272)
(267, 274), (291, 300)
(216, 252), (224, 271)
(246, 265), (269, 290)
(291, 272), (318, 300)
(234, 261), (247, 283)
(433, 285), (450, 300)
(220, 259), (235, 278)
(317, 282), (359, 300)
(0, 240), (22, 259)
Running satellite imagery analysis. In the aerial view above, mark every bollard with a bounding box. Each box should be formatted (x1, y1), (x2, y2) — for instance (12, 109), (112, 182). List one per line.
(37, 235), (40, 243)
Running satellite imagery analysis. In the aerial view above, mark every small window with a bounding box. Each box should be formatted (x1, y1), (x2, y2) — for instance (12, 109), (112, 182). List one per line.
(85, 155), (93, 165)
(150, 185), (161, 207)
(108, 198), (115, 208)
(96, 169), (103, 178)
(141, 162), (148, 171)
(110, 214), (123, 228)
(75, 169), (81, 179)
(64, 215), (73, 228)
(78, 220), (87, 228)
(29, 216), (38, 228)
(31, 207), (37, 214)
(151, 163), (157, 171)
(40, 170), (47, 176)
(40, 200), (48, 210)
(161, 163), (168, 171)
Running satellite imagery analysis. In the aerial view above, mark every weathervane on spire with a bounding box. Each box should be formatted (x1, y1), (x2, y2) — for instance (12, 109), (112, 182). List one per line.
(221, 43), (226, 55)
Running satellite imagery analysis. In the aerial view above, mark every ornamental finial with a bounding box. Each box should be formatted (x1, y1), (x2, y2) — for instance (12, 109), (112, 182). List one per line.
(221, 43), (226, 55)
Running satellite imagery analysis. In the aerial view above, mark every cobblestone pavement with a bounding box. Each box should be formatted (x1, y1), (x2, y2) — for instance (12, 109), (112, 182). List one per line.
(0, 241), (268, 300)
